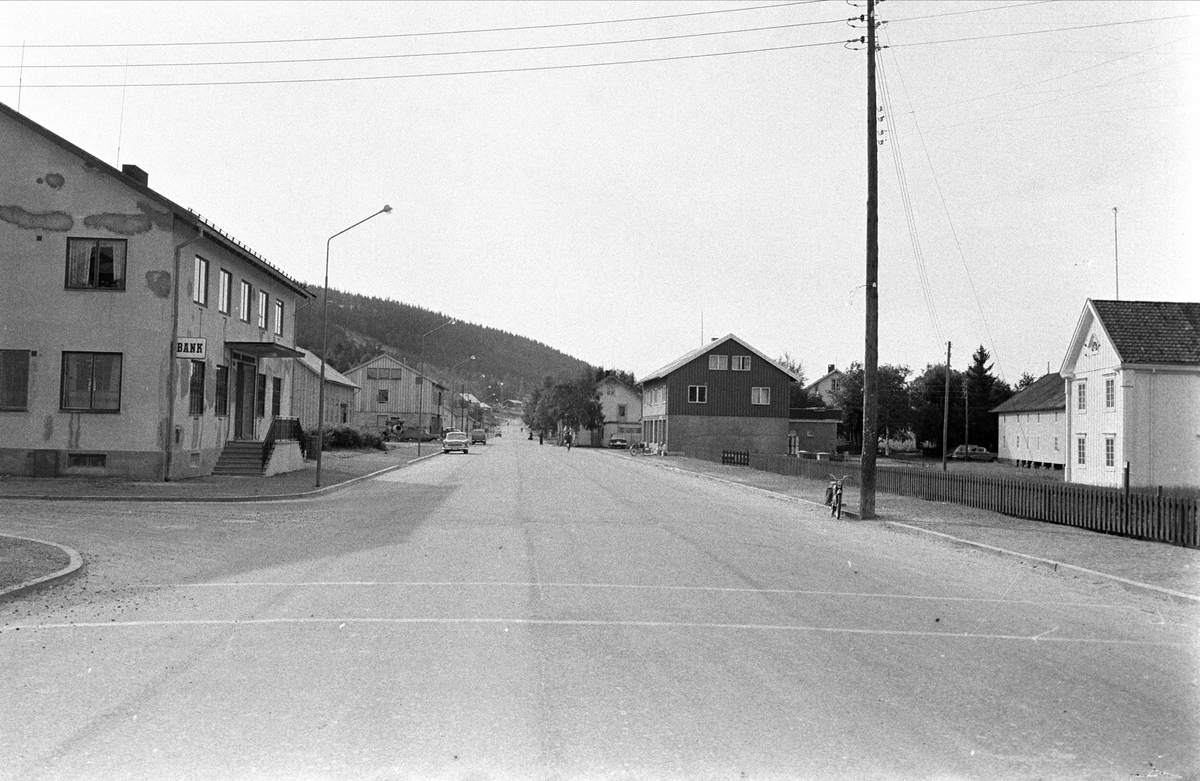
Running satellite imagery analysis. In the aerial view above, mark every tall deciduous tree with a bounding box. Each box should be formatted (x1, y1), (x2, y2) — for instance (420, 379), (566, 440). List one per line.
(833, 362), (914, 451)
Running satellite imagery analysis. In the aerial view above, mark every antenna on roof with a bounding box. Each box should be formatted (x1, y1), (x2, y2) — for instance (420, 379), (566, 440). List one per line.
(1113, 206), (1120, 300)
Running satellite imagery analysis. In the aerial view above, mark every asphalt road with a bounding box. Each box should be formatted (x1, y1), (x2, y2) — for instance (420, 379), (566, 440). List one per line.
(2, 430), (1197, 781)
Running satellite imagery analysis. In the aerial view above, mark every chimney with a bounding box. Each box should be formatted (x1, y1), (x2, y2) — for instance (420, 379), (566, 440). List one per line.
(122, 164), (148, 186)
(828, 364), (835, 374)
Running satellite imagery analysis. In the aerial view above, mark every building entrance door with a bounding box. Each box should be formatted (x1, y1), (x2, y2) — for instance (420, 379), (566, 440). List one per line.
(233, 357), (257, 440)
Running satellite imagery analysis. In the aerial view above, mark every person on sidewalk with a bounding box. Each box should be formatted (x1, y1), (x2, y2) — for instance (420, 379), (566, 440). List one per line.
(538, 431), (544, 445)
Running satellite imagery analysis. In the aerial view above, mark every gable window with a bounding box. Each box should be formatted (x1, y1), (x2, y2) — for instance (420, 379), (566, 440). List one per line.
(1, 349), (31, 410)
(751, 387), (771, 405)
(1105, 436), (1115, 468)
(257, 290), (269, 329)
(273, 300), (284, 336)
(1076, 435), (1086, 466)
(618, 403), (627, 418)
(1077, 381), (1087, 412)
(193, 256), (209, 305)
(1105, 377), (1115, 409)
(377, 389), (389, 404)
(708, 355), (728, 371)
(688, 385), (707, 404)
(61, 352), (122, 411)
(66, 238), (126, 290)
(188, 360), (206, 415)
(215, 365), (229, 416)
(732, 356), (751, 371)
(218, 269), (232, 314)
(239, 281), (252, 323)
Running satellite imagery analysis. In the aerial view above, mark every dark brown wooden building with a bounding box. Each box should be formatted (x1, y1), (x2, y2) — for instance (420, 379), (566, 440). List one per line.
(639, 334), (800, 460)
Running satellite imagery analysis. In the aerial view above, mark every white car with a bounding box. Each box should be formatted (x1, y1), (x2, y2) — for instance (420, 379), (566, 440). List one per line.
(442, 431), (469, 454)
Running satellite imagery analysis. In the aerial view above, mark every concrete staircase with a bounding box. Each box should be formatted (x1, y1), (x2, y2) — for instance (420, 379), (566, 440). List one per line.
(212, 440), (265, 476)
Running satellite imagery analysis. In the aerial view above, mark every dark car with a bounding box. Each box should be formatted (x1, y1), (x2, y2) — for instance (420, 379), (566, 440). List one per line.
(951, 444), (997, 462)
(608, 437), (628, 449)
(470, 428), (487, 444)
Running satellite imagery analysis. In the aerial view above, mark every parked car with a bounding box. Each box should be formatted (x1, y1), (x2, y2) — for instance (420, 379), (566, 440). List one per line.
(442, 431), (469, 454)
(608, 436), (628, 449)
(951, 444), (997, 462)
(397, 427), (437, 442)
(471, 428), (488, 444)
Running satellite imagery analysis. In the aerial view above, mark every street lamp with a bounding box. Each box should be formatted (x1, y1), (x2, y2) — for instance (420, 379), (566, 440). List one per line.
(316, 205), (391, 488)
(460, 373), (485, 432)
(417, 319), (456, 456)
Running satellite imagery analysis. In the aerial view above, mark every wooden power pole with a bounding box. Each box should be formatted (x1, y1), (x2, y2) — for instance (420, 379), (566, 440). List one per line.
(860, 0), (879, 519)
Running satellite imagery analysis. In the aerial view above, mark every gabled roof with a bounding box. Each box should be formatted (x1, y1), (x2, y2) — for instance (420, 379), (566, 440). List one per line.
(0, 100), (311, 298)
(804, 368), (844, 392)
(639, 334), (802, 384)
(345, 353), (415, 375)
(991, 373), (1064, 415)
(295, 349), (358, 389)
(1090, 300), (1200, 365)
(595, 375), (641, 395)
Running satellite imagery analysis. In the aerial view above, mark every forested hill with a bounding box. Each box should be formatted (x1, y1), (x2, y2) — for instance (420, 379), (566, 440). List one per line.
(294, 287), (594, 400)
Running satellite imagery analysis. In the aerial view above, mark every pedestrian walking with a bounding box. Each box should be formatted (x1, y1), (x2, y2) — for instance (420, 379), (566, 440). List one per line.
(538, 431), (544, 445)
(566, 432), (573, 451)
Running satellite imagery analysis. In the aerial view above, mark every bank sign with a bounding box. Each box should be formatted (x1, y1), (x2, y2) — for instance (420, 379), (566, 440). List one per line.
(175, 338), (207, 359)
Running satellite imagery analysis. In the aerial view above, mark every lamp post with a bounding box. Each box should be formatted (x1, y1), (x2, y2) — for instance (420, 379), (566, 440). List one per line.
(460, 373), (485, 432)
(417, 319), (456, 456)
(316, 205), (391, 488)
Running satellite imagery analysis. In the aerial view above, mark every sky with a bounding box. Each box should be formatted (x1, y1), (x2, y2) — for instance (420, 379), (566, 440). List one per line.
(3, 1), (1197, 386)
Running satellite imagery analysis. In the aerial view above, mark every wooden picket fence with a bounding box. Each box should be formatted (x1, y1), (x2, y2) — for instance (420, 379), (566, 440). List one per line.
(745, 453), (1199, 549)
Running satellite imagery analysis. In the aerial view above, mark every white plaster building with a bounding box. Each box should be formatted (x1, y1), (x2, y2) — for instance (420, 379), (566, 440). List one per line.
(1060, 299), (1200, 489)
(594, 375), (642, 447)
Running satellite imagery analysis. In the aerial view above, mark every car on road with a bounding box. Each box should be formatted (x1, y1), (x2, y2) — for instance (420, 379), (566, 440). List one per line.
(608, 436), (628, 449)
(471, 428), (488, 445)
(397, 427), (438, 442)
(442, 431), (469, 454)
(951, 444), (998, 462)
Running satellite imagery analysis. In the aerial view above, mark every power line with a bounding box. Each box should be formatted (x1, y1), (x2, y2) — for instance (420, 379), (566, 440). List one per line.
(0, 39), (851, 89)
(889, 13), (1192, 48)
(886, 1), (1056, 24)
(0, 19), (850, 71)
(0, 1), (820, 49)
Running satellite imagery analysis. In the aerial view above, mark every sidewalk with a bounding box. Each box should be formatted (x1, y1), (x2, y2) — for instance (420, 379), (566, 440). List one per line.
(640, 454), (1200, 605)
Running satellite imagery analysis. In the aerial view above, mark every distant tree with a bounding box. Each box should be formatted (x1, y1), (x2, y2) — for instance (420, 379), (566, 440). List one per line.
(832, 363), (914, 451)
(1016, 372), (1037, 391)
(963, 345), (1014, 451)
(775, 352), (806, 386)
(908, 363), (964, 455)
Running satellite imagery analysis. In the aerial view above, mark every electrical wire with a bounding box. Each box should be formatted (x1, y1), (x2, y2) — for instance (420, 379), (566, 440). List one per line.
(886, 1), (1056, 23)
(890, 13), (1192, 48)
(0, 1), (821, 49)
(0, 19), (851, 71)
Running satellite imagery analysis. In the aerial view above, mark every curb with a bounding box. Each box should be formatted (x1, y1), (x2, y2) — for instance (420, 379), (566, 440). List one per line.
(644, 459), (1197, 605)
(0, 535), (84, 602)
(0, 451), (442, 504)
(883, 521), (1200, 606)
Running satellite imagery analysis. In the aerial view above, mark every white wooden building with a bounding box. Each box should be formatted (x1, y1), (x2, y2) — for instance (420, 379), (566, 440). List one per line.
(992, 373), (1066, 470)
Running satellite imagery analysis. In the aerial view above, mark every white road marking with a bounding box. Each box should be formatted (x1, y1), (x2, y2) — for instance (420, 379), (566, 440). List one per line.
(129, 579), (1143, 610)
(0, 616), (1187, 646)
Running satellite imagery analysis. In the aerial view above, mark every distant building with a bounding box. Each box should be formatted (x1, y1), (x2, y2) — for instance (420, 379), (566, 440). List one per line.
(788, 407), (840, 456)
(991, 373), (1065, 470)
(291, 349), (358, 429)
(0, 100), (311, 480)
(805, 364), (845, 408)
(639, 334), (800, 459)
(1060, 299), (1200, 489)
(593, 375), (642, 447)
(344, 354), (449, 435)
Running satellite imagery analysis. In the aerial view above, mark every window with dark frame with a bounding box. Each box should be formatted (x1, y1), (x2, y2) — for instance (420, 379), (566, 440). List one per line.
(193, 256), (209, 305)
(61, 352), (123, 411)
(66, 238), (127, 290)
(271, 377), (282, 417)
(189, 360), (206, 415)
(215, 365), (229, 416)
(218, 269), (232, 314)
(257, 290), (269, 329)
(239, 281), (252, 322)
(1, 349), (31, 410)
(255, 373), (267, 418)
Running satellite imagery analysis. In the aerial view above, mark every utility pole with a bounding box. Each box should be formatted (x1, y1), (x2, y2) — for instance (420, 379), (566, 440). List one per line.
(941, 341), (951, 472)
(1113, 206), (1119, 300)
(963, 381), (969, 448)
(860, 0), (880, 519)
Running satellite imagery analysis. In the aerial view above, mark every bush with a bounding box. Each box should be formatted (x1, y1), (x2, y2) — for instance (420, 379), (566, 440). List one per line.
(303, 426), (386, 451)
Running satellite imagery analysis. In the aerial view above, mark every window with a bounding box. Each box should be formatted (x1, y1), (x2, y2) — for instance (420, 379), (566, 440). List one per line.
(215, 365), (229, 416)
(708, 355), (728, 371)
(1105, 377), (1115, 409)
(239, 281), (252, 322)
(1076, 435), (1086, 466)
(271, 377), (282, 417)
(188, 360), (205, 415)
(1016, 436), (1021, 448)
(732, 356), (751, 371)
(688, 385), (707, 403)
(61, 352), (122, 411)
(618, 403), (627, 418)
(66, 238), (127, 290)
(1, 350), (31, 410)
(67, 453), (106, 469)
(193, 256), (209, 305)
(218, 269), (232, 314)
(1077, 381), (1087, 412)
(377, 389), (389, 404)
(273, 300), (284, 336)
(1105, 436), (1115, 468)
(255, 373), (267, 418)
(751, 386), (770, 405)
(257, 290), (269, 329)
(1054, 436), (1059, 452)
